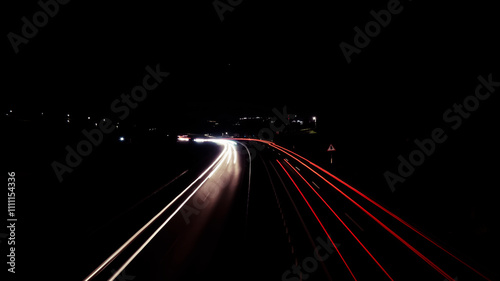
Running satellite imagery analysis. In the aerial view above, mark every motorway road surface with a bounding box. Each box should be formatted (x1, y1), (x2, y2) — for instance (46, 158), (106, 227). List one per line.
(80, 138), (494, 281)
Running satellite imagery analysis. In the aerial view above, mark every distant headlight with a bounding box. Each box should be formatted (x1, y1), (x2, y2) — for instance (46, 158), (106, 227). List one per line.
(177, 135), (190, 141)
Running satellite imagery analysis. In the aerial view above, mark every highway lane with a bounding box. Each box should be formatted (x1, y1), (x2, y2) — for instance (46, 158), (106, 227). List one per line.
(80, 138), (493, 281)
(248, 139), (493, 281)
(83, 139), (245, 281)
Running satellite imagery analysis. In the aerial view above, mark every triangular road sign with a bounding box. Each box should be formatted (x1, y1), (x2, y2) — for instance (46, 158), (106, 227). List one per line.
(327, 144), (335, 151)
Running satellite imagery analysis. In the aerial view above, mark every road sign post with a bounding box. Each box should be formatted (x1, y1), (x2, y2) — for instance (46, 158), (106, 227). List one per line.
(327, 144), (335, 164)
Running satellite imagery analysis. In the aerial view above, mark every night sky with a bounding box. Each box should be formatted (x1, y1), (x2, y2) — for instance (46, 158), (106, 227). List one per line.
(4, 0), (499, 157)
(3, 1), (500, 279)
(5, 1), (499, 121)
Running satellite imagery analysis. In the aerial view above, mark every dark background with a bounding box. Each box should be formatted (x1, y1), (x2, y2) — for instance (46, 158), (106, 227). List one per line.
(3, 0), (499, 279)
(4, 1), (499, 126)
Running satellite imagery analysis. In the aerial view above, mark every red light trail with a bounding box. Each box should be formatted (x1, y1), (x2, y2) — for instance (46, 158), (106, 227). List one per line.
(281, 159), (394, 281)
(227, 138), (490, 281)
(276, 159), (358, 281)
(268, 142), (491, 281)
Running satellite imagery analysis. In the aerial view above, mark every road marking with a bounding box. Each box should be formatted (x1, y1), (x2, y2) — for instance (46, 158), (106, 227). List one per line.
(344, 212), (365, 232)
(312, 181), (320, 190)
(109, 144), (231, 281)
(85, 142), (231, 281)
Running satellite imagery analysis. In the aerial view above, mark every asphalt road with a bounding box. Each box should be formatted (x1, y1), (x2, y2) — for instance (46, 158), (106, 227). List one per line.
(78, 138), (494, 281)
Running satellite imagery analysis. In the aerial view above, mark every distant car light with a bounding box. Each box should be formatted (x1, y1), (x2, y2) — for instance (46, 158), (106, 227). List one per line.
(177, 135), (190, 141)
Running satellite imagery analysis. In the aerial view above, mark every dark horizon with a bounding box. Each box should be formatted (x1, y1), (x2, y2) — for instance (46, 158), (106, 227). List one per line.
(3, 1), (499, 280)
